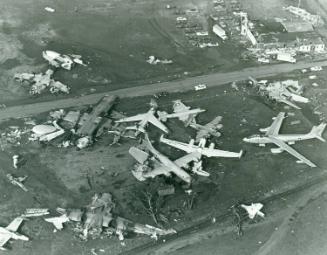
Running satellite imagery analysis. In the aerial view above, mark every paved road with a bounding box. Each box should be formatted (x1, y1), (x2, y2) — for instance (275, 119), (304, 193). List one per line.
(1, 60), (327, 122)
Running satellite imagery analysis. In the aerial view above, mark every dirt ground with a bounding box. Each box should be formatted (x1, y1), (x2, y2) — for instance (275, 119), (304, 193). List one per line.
(0, 0), (250, 104)
(1, 0), (327, 254)
(1, 68), (327, 254)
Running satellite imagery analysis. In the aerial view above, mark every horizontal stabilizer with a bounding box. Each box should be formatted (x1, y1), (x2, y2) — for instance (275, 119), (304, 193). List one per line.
(310, 123), (326, 142)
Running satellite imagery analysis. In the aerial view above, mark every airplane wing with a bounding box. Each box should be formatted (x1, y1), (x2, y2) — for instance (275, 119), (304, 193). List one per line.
(6, 217), (24, 232)
(129, 147), (149, 164)
(162, 109), (205, 119)
(204, 148), (243, 158)
(208, 116), (223, 127)
(143, 166), (171, 178)
(44, 218), (64, 230)
(279, 98), (301, 110)
(147, 114), (169, 133)
(174, 152), (201, 167)
(266, 112), (286, 136)
(268, 136), (316, 167)
(116, 113), (147, 123)
(160, 136), (193, 153)
(195, 129), (209, 141)
(0, 234), (11, 248)
(173, 100), (190, 112)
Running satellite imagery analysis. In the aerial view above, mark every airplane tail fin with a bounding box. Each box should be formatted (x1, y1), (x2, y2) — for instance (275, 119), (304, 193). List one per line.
(310, 123), (326, 142)
(238, 150), (244, 158)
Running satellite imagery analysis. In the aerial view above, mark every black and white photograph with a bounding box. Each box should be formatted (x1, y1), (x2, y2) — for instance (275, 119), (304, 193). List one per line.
(0, 0), (327, 254)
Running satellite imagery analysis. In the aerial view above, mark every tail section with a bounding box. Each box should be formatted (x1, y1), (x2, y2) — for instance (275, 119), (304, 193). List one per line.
(310, 123), (326, 142)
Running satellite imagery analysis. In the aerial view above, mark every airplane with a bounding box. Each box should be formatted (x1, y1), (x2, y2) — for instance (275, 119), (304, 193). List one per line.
(129, 134), (202, 183)
(249, 77), (309, 109)
(160, 135), (243, 158)
(189, 116), (223, 141)
(116, 217), (176, 241)
(243, 112), (326, 167)
(157, 100), (205, 126)
(240, 203), (265, 219)
(116, 100), (203, 135)
(42, 50), (86, 70)
(116, 107), (169, 135)
(0, 217), (29, 250)
(44, 214), (70, 230)
(14, 69), (69, 95)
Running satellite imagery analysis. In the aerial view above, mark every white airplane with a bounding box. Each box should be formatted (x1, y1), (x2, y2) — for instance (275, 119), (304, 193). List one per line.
(189, 116), (223, 141)
(0, 217), (29, 250)
(241, 203), (265, 219)
(249, 77), (309, 109)
(129, 134), (202, 183)
(157, 100), (205, 126)
(160, 135), (243, 158)
(243, 112), (326, 167)
(43, 50), (74, 70)
(44, 214), (70, 230)
(42, 50), (86, 70)
(116, 100), (204, 135)
(116, 108), (169, 135)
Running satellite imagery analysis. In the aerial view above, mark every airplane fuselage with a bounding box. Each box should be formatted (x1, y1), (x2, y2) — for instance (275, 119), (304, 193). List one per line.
(158, 154), (192, 183)
(244, 133), (315, 145)
(149, 147), (192, 183)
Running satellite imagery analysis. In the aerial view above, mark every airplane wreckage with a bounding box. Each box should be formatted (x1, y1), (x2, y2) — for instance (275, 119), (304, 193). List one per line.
(2, 63), (327, 251)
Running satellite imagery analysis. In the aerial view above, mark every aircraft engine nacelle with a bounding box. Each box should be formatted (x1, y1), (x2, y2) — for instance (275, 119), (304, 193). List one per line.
(189, 139), (195, 146)
(296, 160), (304, 164)
(271, 148), (283, 154)
(288, 141), (295, 145)
(209, 143), (215, 150)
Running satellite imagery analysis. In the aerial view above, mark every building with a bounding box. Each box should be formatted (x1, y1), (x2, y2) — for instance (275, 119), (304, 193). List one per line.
(285, 6), (324, 27)
(257, 32), (325, 54)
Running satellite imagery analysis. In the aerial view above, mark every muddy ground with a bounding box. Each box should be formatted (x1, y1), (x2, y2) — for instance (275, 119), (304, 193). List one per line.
(1, 0), (327, 254)
(1, 68), (327, 254)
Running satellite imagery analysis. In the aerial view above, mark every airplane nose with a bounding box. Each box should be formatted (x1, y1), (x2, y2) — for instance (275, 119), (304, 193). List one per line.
(243, 137), (249, 142)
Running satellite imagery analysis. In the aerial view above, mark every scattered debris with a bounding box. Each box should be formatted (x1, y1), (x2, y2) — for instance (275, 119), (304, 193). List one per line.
(22, 208), (50, 218)
(6, 174), (28, 192)
(146, 56), (173, 65)
(290, 120), (301, 125)
(284, 6), (324, 27)
(194, 84), (207, 91)
(12, 155), (19, 169)
(45, 7), (55, 13)
(14, 69), (70, 95)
